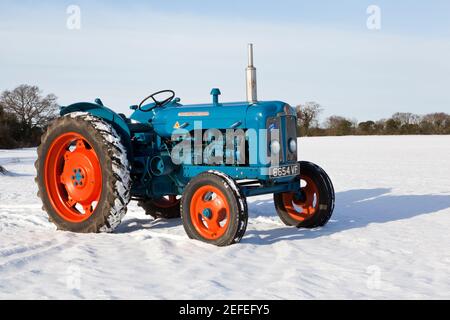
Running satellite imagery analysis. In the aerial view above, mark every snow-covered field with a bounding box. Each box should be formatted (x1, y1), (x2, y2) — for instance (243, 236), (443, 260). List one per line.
(0, 136), (449, 299)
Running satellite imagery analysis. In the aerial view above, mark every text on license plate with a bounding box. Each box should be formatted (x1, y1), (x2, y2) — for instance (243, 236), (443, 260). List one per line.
(269, 163), (300, 177)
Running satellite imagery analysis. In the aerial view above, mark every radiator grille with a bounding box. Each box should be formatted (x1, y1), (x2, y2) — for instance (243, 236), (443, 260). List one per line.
(285, 115), (297, 162)
(266, 117), (283, 163)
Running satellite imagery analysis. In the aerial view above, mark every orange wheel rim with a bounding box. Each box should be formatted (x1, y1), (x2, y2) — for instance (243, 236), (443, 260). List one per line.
(152, 195), (180, 208)
(44, 132), (102, 222)
(282, 176), (319, 222)
(190, 185), (230, 240)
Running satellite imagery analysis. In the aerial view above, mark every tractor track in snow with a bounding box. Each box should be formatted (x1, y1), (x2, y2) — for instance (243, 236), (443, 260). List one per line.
(0, 238), (73, 272)
(0, 204), (43, 209)
(0, 207), (50, 231)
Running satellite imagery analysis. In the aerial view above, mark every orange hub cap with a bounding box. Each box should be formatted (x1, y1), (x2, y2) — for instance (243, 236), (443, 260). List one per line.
(190, 185), (230, 240)
(44, 132), (102, 222)
(282, 176), (319, 222)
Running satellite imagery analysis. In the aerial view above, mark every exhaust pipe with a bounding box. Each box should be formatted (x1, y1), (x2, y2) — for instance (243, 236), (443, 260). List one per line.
(246, 43), (257, 104)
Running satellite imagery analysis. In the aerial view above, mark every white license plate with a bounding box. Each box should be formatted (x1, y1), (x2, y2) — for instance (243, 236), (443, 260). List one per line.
(269, 163), (300, 178)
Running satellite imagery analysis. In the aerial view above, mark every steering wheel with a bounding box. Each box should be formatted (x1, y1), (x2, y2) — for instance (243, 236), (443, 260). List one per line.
(138, 90), (175, 112)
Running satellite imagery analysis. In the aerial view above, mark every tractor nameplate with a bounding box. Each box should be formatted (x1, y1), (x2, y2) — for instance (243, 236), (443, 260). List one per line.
(178, 112), (209, 117)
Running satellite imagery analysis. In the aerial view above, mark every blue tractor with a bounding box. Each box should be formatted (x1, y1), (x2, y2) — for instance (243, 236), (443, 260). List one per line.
(35, 44), (335, 246)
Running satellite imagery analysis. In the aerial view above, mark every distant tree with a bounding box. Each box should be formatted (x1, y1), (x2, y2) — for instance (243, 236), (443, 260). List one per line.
(384, 118), (401, 135)
(420, 112), (450, 134)
(296, 102), (322, 136)
(391, 112), (421, 134)
(371, 119), (386, 134)
(325, 116), (355, 136)
(0, 105), (22, 148)
(392, 112), (420, 126)
(0, 84), (58, 138)
(357, 120), (377, 135)
(401, 123), (421, 134)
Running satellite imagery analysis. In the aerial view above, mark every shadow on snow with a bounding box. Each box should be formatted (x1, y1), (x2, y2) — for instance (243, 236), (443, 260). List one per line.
(243, 188), (450, 245)
(116, 188), (450, 245)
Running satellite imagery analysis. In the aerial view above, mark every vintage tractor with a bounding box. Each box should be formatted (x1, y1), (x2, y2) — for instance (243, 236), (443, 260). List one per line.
(35, 44), (335, 246)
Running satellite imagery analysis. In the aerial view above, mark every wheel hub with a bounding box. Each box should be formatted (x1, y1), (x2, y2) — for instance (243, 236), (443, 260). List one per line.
(202, 208), (212, 219)
(61, 145), (99, 204)
(293, 191), (305, 203)
(71, 168), (85, 186)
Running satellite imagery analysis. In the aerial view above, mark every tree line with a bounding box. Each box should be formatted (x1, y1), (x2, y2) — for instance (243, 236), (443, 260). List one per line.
(0, 85), (449, 149)
(0, 85), (58, 148)
(296, 102), (450, 136)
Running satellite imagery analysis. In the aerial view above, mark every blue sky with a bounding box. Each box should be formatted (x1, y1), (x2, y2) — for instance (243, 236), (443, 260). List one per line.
(1, 0), (449, 121)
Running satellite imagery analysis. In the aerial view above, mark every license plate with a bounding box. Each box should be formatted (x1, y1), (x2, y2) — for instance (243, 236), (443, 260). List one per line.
(269, 163), (300, 178)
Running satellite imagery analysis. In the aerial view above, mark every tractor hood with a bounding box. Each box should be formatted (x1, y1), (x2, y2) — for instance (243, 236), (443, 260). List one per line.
(130, 99), (290, 138)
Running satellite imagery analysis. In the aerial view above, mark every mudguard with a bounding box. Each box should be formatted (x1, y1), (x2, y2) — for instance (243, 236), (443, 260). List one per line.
(60, 102), (133, 159)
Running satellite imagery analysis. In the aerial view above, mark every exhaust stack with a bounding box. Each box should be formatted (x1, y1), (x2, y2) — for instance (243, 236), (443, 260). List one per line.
(246, 43), (257, 104)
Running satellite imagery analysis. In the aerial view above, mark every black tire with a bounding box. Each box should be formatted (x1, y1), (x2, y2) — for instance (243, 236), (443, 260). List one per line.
(137, 196), (181, 219)
(274, 161), (335, 228)
(35, 112), (131, 233)
(181, 171), (248, 246)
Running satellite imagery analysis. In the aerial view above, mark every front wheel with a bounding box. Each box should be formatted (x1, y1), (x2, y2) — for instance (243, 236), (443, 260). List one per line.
(274, 161), (335, 228)
(181, 171), (248, 246)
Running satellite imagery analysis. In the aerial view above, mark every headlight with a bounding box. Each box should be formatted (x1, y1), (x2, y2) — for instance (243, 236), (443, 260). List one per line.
(288, 138), (297, 153)
(270, 140), (281, 154)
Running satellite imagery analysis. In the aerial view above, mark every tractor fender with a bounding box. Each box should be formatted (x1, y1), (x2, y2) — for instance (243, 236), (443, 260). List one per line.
(60, 102), (133, 159)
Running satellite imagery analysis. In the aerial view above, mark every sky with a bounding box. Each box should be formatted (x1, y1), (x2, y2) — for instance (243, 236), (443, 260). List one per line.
(0, 0), (449, 121)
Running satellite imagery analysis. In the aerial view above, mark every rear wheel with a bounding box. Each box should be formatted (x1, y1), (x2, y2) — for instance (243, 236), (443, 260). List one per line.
(274, 161), (335, 228)
(181, 171), (248, 246)
(137, 195), (181, 219)
(35, 112), (131, 233)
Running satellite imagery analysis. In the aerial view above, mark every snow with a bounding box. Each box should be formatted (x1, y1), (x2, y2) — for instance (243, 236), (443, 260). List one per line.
(0, 136), (449, 299)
